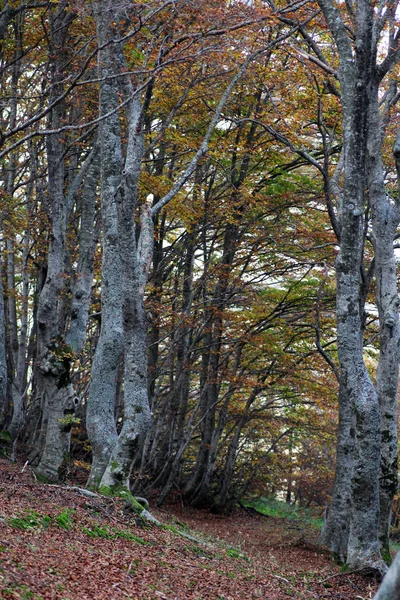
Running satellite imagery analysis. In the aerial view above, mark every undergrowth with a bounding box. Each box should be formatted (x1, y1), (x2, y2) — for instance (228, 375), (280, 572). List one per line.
(243, 497), (324, 529)
(82, 523), (148, 544)
(9, 508), (147, 545)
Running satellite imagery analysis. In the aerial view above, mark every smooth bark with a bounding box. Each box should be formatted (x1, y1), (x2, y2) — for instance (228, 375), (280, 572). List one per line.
(35, 1), (77, 480)
(373, 551), (400, 600)
(0, 258), (7, 425)
(86, 1), (123, 488)
(320, 388), (354, 562)
(370, 113), (400, 560)
(66, 152), (100, 353)
(316, 0), (400, 572)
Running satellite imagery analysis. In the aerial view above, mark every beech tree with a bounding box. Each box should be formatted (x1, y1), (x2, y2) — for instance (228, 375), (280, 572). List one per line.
(136, 67), (338, 509)
(248, 0), (400, 570)
(2, 1), (400, 571)
(85, 0), (279, 491)
(308, 0), (400, 572)
(374, 551), (400, 599)
(0, 0), (101, 475)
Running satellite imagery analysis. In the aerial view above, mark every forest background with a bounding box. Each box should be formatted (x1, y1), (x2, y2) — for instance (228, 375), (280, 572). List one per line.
(2, 0), (400, 578)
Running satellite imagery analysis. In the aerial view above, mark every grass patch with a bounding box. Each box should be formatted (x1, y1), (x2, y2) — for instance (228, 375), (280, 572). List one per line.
(9, 510), (50, 531)
(82, 524), (113, 539)
(9, 504), (150, 546)
(82, 522), (148, 544)
(243, 497), (324, 529)
(9, 509), (75, 532)
(54, 508), (75, 530)
(226, 547), (247, 560)
(2, 582), (43, 600)
(115, 530), (148, 545)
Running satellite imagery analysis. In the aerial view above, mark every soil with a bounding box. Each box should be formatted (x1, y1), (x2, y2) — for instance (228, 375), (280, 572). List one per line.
(0, 460), (380, 599)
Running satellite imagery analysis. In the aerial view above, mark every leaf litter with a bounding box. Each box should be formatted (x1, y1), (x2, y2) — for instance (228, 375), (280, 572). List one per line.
(0, 460), (380, 599)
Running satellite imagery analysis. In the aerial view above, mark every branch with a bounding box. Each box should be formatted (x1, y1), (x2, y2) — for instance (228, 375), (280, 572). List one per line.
(393, 131), (400, 201)
(150, 55), (252, 217)
(138, 204), (154, 296)
(278, 12), (340, 93)
(295, 48), (338, 78)
(65, 142), (98, 213)
(376, 2), (400, 80)
(0, 77), (152, 160)
(317, 0), (353, 64)
(150, 14), (317, 218)
(314, 264), (340, 382)
(247, 119), (325, 175)
(377, 45), (400, 80)
(0, 2), (50, 40)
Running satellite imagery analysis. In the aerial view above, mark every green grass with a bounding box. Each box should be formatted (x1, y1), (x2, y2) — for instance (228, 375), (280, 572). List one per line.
(226, 547), (247, 560)
(242, 497), (324, 528)
(9, 510), (50, 531)
(82, 523), (148, 544)
(2, 582), (43, 600)
(114, 529), (148, 544)
(9, 509), (74, 531)
(9, 506), (148, 546)
(82, 524), (113, 539)
(54, 508), (75, 530)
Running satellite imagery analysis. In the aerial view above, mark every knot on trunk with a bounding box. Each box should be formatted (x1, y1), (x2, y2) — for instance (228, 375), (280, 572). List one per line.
(384, 316), (395, 328)
(383, 296), (400, 329)
(39, 337), (75, 388)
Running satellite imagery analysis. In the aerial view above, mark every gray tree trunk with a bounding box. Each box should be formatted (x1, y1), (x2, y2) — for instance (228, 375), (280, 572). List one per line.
(66, 151), (100, 354)
(213, 386), (259, 510)
(9, 184), (32, 459)
(35, 2), (77, 480)
(320, 388), (354, 562)
(33, 3), (99, 480)
(86, 1), (123, 488)
(373, 551), (400, 600)
(35, 348), (77, 482)
(89, 0), (256, 491)
(317, 0), (400, 573)
(369, 110), (400, 561)
(3, 45), (24, 454)
(0, 257), (7, 425)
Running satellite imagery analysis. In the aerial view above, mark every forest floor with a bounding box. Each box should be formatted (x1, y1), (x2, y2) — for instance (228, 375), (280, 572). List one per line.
(0, 459), (381, 600)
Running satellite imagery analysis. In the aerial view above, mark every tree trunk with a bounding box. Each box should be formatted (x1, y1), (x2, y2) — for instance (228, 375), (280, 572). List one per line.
(0, 257), (7, 426)
(35, 346), (77, 482)
(86, 1), (123, 488)
(373, 551), (400, 600)
(99, 196), (153, 487)
(372, 127), (400, 559)
(9, 213), (31, 460)
(317, 0), (392, 573)
(90, 0), (255, 491)
(320, 388), (354, 562)
(66, 152), (100, 354)
(35, 1), (75, 477)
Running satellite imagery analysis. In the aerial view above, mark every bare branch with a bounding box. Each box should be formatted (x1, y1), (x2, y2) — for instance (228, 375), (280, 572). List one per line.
(317, 0), (353, 64)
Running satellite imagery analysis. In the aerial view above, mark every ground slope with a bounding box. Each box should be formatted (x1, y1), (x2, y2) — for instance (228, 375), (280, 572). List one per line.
(0, 460), (379, 599)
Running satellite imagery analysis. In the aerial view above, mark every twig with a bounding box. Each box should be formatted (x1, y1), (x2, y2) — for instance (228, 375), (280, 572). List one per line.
(20, 461), (29, 473)
(272, 574), (291, 584)
(318, 569), (363, 584)
(64, 486), (99, 498)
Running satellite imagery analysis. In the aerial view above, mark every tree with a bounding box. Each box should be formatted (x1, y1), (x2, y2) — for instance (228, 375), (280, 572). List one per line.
(373, 550), (400, 599)
(312, 0), (400, 571)
(0, 0), (101, 476)
(3, 3), (398, 566)
(86, 0), (274, 492)
(135, 70), (339, 509)
(243, 0), (400, 569)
